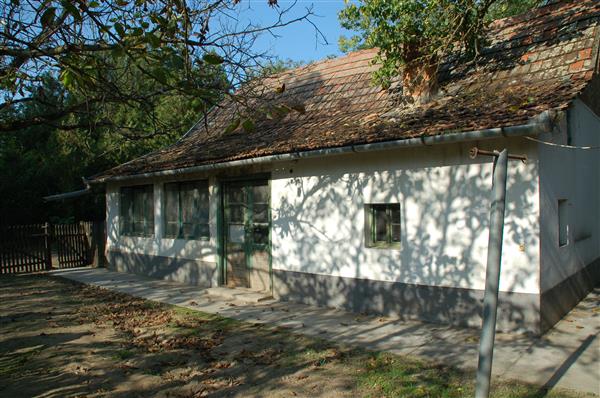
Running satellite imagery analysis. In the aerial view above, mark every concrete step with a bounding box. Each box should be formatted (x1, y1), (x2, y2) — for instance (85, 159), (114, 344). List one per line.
(204, 287), (273, 304)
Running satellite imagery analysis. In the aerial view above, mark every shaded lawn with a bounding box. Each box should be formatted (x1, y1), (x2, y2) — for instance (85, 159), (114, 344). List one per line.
(0, 274), (592, 398)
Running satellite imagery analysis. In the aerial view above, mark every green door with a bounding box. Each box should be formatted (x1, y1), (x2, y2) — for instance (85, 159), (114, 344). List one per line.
(223, 180), (271, 291)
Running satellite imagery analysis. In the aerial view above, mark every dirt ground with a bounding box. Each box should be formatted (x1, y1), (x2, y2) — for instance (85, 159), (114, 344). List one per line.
(0, 274), (591, 398)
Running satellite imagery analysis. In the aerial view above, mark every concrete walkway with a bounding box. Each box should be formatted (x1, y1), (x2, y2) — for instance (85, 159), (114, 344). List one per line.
(50, 267), (599, 395)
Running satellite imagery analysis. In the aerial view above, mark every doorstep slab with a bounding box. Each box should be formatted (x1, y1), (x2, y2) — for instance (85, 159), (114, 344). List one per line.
(204, 287), (274, 303)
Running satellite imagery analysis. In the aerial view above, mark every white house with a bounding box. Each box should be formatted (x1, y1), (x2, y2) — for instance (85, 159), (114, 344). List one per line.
(89, 0), (600, 334)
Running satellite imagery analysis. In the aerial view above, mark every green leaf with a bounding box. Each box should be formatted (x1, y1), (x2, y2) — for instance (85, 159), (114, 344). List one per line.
(61, 0), (81, 21)
(144, 32), (160, 48)
(153, 67), (168, 84)
(40, 7), (56, 27)
(114, 22), (126, 37)
(116, 0), (129, 6)
(111, 46), (126, 58)
(224, 118), (240, 134)
(131, 27), (144, 36)
(59, 68), (75, 90)
(191, 99), (205, 112)
(241, 118), (255, 133)
(203, 53), (224, 65)
(88, 1), (100, 7)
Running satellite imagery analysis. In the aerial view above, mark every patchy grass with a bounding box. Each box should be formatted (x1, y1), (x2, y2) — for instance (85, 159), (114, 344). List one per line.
(112, 349), (135, 361)
(0, 274), (593, 398)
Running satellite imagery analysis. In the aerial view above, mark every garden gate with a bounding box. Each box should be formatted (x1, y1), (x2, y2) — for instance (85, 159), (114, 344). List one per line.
(0, 222), (100, 274)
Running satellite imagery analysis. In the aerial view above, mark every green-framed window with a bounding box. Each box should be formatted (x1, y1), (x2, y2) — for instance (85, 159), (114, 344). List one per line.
(365, 203), (401, 248)
(164, 180), (210, 240)
(120, 185), (154, 237)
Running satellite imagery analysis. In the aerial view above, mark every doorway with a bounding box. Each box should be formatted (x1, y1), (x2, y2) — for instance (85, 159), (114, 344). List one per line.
(222, 179), (271, 292)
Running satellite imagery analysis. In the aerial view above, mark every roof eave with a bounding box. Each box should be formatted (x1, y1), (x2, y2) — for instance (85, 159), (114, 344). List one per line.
(89, 109), (559, 185)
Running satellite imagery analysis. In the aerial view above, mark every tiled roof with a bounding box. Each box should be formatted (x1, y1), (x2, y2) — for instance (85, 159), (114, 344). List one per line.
(92, 0), (600, 181)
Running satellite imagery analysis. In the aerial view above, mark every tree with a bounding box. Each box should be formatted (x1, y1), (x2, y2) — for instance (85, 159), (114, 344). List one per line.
(338, 0), (542, 102)
(1, 0), (319, 136)
(0, 59), (220, 223)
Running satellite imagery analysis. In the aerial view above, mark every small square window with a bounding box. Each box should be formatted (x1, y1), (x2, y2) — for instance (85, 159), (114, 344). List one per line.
(365, 204), (401, 248)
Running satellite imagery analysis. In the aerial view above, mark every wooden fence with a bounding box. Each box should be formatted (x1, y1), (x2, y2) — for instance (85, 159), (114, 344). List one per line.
(53, 223), (91, 269)
(0, 224), (50, 274)
(0, 221), (105, 275)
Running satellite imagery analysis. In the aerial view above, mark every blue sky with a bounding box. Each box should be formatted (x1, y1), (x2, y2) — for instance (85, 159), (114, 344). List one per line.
(234, 1), (354, 63)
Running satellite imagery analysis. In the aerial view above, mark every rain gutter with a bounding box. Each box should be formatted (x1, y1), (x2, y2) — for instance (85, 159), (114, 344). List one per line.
(43, 187), (91, 202)
(43, 178), (92, 202)
(89, 110), (557, 185)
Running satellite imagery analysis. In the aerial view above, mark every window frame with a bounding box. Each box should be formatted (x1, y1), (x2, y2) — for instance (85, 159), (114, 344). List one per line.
(119, 184), (155, 237)
(163, 180), (210, 241)
(364, 203), (401, 249)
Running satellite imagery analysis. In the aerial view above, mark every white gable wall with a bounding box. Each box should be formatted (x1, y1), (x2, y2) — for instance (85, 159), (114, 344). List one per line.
(539, 99), (600, 292)
(271, 138), (541, 295)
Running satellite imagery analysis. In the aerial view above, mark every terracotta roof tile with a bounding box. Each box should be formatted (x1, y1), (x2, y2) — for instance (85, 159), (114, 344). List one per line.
(92, 0), (600, 180)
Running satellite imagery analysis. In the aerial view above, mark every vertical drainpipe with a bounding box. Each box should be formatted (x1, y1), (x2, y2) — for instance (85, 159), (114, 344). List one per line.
(475, 148), (509, 398)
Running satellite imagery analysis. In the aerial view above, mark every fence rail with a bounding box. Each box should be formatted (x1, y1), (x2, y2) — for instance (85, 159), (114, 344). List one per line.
(0, 221), (104, 275)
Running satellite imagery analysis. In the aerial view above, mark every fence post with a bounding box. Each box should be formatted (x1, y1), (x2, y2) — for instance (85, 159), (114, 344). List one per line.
(89, 221), (106, 268)
(44, 222), (52, 270)
(99, 220), (107, 268)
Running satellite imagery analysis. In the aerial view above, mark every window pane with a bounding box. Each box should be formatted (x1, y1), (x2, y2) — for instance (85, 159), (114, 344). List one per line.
(558, 199), (568, 246)
(253, 225), (269, 245)
(251, 185), (269, 203)
(227, 186), (244, 203)
(181, 223), (208, 239)
(165, 221), (179, 238)
(253, 204), (269, 223)
(391, 205), (401, 224)
(196, 184), (209, 224)
(164, 183), (179, 230)
(144, 186), (154, 235)
(196, 223), (210, 238)
(374, 206), (388, 242)
(185, 181), (209, 224)
(120, 185), (153, 236)
(229, 224), (245, 243)
(228, 204), (244, 223)
(182, 222), (196, 239)
(120, 188), (132, 234)
(165, 180), (208, 239)
(133, 189), (144, 223)
(180, 185), (195, 224)
(391, 224), (401, 242)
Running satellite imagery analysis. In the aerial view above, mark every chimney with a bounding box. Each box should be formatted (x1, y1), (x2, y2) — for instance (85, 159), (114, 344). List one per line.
(400, 43), (438, 104)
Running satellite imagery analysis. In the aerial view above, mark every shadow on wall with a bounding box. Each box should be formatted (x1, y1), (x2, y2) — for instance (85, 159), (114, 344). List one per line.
(271, 146), (541, 333)
(104, 193), (217, 288)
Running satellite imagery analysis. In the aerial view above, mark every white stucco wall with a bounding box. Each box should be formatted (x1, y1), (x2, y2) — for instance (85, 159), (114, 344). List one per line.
(104, 137), (543, 295)
(539, 99), (600, 292)
(105, 175), (219, 265)
(271, 138), (541, 294)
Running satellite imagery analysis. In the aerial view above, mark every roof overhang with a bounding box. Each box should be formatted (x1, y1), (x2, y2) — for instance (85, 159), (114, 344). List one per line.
(89, 109), (559, 185)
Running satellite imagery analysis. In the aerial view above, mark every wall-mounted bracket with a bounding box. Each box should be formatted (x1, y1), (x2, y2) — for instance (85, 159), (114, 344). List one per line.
(469, 147), (528, 163)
